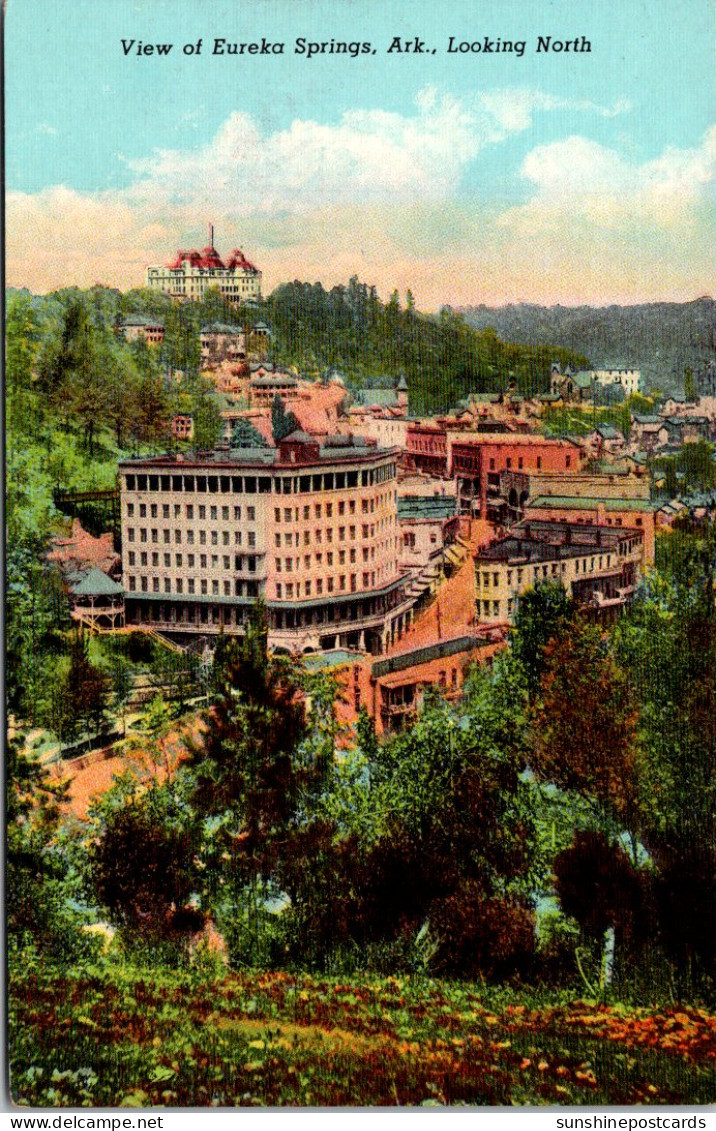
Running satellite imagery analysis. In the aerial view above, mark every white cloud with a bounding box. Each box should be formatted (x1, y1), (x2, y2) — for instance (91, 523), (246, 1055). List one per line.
(5, 90), (713, 305)
(500, 127), (716, 232)
(120, 86), (631, 214)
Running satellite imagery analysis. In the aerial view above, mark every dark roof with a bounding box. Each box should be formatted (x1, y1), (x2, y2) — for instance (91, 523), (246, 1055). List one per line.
(282, 430), (316, 445)
(250, 375), (298, 387)
(476, 520), (640, 564)
(120, 315), (164, 329)
(200, 322), (243, 334)
(372, 634), (482, 679)
(398, 495), (457, 520)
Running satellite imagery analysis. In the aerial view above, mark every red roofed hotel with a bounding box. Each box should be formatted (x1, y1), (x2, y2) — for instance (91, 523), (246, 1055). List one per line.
(145, 227), (261, 304)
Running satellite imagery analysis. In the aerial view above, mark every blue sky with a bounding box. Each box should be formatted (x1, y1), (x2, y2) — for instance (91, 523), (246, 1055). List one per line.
(6, 0), (715, 306)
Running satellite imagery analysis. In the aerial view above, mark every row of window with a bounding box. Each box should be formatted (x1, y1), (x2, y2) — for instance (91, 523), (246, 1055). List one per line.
(123, 466), (396, 495)
(274, 571), (377, 599)
(126, 528), (257, 548)
(127, 573), (258, 595)
(478, 552), (621, 591)
(127, 551), (258, 571)
(273, 494), (392, 522)
(127, 502), (256, 522)
(276, 546), (380, 571)
(273, 522), (389, 548)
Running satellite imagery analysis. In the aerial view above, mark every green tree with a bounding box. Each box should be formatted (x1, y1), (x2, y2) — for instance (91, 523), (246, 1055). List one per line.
(315, 664), (537, 977)
(87, 779), (202, 955)
(189, 603), (316, 962)
(530, 619), (641, 838)
(510, 581), (575, 699)
(684, 366), (696, 402)
(614, 540), (716, 983)
(270, 394), (300, 443)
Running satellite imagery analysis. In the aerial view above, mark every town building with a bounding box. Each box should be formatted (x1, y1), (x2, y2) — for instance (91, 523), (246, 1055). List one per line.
(117, 316), (165, 345)
(119, 433), (421, 655)
(200, 323), (246, 366)
(145, 229), (261, 304)
(474, 520), (644, 625)
(498, 467), (650, 525)
(171, 413), (195, 441)
(450, 435), (584, 518)
(550, 364), (640, 401)
(397, 494), (459, 572)
(524, 496), (656, 566)
(592, 369), (641, 396)
(406, 421), (449, 476)
(630, 413), (663, 452)
(586, 424), (626, 458)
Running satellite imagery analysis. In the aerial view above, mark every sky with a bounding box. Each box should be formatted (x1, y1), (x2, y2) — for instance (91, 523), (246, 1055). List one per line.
(5, 0), (715, 309)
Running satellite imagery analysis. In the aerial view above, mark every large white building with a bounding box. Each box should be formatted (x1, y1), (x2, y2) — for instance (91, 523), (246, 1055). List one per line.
(119, 433), (420, 655)
(146, 232), (261, 304)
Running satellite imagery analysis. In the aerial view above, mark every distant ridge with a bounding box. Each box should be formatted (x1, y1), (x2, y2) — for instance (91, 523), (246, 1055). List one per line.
(458, 298), (715, 395)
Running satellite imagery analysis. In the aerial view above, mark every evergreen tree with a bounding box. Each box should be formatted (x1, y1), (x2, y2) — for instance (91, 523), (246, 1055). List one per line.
(271, 394), (300, 443)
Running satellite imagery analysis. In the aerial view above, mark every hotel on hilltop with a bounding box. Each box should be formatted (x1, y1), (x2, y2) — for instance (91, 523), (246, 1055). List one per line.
(145, 227), (262, 304)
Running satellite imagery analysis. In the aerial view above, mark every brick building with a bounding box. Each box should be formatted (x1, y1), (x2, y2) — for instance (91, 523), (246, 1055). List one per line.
(450, 435), (584, 518)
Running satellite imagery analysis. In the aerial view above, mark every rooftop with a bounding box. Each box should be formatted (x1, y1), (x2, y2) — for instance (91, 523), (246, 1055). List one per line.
(398, 495), (458, 520)
(527, 495), (657, 512)
(476, 520), (642, 564)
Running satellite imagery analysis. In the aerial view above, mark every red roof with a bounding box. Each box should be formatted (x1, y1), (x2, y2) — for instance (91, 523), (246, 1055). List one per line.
(226, 248), (257, 271)
(167, 249), (203, 269)
(198, 246), (225, 269)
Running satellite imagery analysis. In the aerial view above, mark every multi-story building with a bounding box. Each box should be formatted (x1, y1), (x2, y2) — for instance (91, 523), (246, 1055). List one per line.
(200, 323), (246, 366)
(406, 421), (449, 476)
(524, 497), (656, 566)
(550, 364), (640, 401)
(145, 233), (261, 304)
(474, 520), (644, 625)
(592, 368), (641, 396)
(498, 467), (650, 525)
(450, 435), (584, 518)
(117, 316), (165, 345)
(119, 433), (417, 655)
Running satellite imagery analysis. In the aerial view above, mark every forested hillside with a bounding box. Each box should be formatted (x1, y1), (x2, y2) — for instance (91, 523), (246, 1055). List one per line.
(459, 298), (715, 395)
(265, 279), (590, 413)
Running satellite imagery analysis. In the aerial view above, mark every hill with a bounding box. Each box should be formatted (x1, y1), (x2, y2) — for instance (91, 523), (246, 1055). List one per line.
(264, 279), (590, 415)
(458, 298), (715, 396)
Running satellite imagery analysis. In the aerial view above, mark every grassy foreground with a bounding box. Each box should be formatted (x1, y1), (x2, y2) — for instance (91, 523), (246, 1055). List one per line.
(10, 963), (716, 1107)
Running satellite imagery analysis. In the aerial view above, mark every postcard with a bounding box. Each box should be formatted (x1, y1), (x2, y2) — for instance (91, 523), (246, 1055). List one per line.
(5, 0), (715, 1118)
